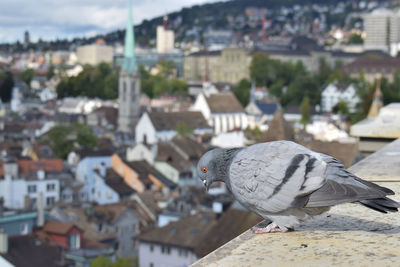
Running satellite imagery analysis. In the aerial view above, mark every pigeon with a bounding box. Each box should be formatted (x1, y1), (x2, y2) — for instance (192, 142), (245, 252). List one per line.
(197, 141), (400, 233)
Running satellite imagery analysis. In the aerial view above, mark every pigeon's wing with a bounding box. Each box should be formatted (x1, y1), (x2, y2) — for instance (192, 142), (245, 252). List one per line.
(305, 154), (394, 208)
(228, 142), (327, 213)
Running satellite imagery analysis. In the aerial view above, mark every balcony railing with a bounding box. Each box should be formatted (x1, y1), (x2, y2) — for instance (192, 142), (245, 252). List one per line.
(192, 138), (400, 267)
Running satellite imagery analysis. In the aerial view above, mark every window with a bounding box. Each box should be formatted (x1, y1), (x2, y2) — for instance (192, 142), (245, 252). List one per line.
(150, 244), (154, 252)
(150, 263), (154, 267)
(20, 223), (29, 234)
(68, 233), (80, 250)
(46, 197), (55, 206)
(27, 185), (37, 193)
(47, 183), (55, 192)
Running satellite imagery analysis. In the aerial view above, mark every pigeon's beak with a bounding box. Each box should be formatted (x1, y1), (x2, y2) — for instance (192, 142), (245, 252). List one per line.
(203, 180), (210, 192)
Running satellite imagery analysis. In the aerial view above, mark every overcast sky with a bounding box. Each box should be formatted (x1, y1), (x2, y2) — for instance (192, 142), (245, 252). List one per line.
(0, 0), (219, 43)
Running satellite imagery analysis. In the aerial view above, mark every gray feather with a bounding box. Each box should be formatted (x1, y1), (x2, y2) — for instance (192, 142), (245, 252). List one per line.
(222, 141), (399, 229)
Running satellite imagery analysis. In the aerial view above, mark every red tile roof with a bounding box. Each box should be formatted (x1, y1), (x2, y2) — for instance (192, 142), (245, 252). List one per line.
(42, 221), (79, 235)
(18, 159), (63, 177)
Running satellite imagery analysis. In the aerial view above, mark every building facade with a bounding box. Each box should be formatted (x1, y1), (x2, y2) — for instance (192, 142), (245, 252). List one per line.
(191, 92), (248, 134)
(0, 162), (59, 210)
(75, 155), (112, 202)
(156, 24), (174, 54)
(135, 111), (211, 145)
(76, 44), (114, 65)
(364, 9), (400, 55)
(321, 83), (360, 113)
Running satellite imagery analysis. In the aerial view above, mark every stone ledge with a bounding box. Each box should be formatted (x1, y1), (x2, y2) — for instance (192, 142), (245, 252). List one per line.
(192, 139), (400, 267)
(349, 138), (400, 181)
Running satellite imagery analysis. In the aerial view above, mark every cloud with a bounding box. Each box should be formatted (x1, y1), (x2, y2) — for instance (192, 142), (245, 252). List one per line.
(0, 0), (219, 43)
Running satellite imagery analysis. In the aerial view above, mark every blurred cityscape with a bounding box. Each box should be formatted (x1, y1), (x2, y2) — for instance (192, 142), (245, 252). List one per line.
(1, 0), (400, 266)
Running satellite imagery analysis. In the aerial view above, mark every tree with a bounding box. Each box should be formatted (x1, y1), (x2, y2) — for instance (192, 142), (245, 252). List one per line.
(250, 52), (279, 87)
(56, 63), (118, 99)
(18, 68), (34, 86)
(48, 124), (97, 159)
(314, 58), (332, 87)
(157, 60), (175, 78)
(90, 256), (111, 267)
(300, 96), (311, 125)
(382, 73), (400, 104)
(174, 123), (193, 137)
(90, 256), (134, 267)
(283, 75), (320, 106)
(138, 64), (188, 98)
(46, 65), (55, 80)
(333, 100), (350, 115)
(233, 78), (251, 106)
(0, 71), (14, 102)
(348, 33), (363, 44)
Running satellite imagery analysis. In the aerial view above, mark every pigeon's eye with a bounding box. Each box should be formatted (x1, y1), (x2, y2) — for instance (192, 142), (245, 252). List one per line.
(202, 168), (207, 173)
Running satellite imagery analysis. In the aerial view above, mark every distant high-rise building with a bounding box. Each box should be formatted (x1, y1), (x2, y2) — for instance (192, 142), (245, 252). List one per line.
(156, 15), (174, 54)
(364, 9), (400, 55)
(24, 30), (30, 48)
(118, 0), (141, 133)
(76, 42), (114, 65)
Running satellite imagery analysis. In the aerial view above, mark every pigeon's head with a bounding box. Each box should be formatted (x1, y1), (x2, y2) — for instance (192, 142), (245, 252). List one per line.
(197, 149), (219, 191)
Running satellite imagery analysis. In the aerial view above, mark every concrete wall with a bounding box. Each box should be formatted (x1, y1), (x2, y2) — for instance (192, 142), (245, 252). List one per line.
(92, 172), (120, 205)
(76, 156), (111, 202)
(0, 177), (59, 209)
(135, 113), (157, 144)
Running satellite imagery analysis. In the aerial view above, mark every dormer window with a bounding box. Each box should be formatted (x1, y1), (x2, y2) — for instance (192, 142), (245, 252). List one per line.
(69, 233), (80, 250)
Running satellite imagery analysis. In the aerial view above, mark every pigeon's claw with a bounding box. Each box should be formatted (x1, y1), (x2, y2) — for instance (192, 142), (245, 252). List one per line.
(251, 222), (288, 234)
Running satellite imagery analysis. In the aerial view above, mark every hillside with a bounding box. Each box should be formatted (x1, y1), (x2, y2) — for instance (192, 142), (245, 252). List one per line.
(0, 0), (391, 51)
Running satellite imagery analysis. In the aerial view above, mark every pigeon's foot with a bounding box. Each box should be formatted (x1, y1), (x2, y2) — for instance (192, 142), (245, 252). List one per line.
(251, 222), (288, 234)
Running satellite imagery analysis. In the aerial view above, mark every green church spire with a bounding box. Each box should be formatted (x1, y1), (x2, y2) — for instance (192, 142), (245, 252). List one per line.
(122, 0), (137, 73)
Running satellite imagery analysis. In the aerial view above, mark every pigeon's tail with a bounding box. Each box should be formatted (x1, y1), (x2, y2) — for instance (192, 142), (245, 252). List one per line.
(358, 197), (400, 213)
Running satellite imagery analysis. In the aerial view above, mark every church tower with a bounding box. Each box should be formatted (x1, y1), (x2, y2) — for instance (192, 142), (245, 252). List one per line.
(118, 0), (141, 133)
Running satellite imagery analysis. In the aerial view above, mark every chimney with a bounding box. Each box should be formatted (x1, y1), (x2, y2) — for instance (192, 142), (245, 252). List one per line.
(37, 192), (45, 227)
(0, 229), (8, 254)
(37, 170), (45, 180)
(4, 161), (18, 180)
